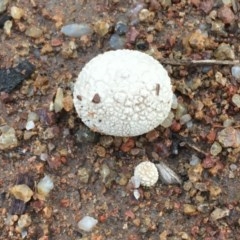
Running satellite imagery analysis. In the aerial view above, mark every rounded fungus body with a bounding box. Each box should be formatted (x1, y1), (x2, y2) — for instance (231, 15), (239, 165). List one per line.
(73, 49), (173, 137)
(134, 161), (159, 187)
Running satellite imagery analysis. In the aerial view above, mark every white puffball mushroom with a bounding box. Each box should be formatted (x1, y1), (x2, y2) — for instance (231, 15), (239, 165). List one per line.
(134, 161), (159, 187)
(73, 49), (173, 137)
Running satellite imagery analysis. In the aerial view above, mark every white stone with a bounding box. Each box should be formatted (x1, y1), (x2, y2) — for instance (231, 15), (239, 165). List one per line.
(78, 216), (98, 232)
(26, 120), (35, 130)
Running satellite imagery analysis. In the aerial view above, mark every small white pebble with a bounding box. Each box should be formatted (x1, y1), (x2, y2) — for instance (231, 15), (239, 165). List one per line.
(61, 23), (93, 37)
(231, 65), (240, 80)
(133, 189), (140, 200)
(130, 175), (141, 188)
(171, 94), (178, 109)
(78, 216), (98, 232)
(37, 175), (54, 197)
(25, 120), (35, 130)
(180, 114), (192, 125)
(232, 94), (240, 108)
(40, 153), (48, 161)
(190, 154), (201, 166)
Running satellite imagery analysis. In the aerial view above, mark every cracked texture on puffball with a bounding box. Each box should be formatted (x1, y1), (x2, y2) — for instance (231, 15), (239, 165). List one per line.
(73, 49), (173, 137)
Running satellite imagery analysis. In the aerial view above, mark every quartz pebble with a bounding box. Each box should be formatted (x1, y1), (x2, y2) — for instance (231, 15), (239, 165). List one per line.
(25, 120), (35, 130)
(180, 114), (192, 125)
(232, 94), (240, 108)
(231, 66), (240, 80)
(210, 208), (230, 221)
(17, 214), (31, 229)
(0, 0), (9, 14)
(78, 216), (98, 232)
(25, 26), (43, 38)
(217, 127), (240, 148)
(10, 6), (24, 20)
(61, 23), (93, 37)
(130, 175), (141, 188)
(115, 22), (128, 35)
(9, 184), (33, 202)
(0, 125), (18, 150)
(53, 87), (64, 113)
(133, 189), (140, 200)
(214, 43), (235, 60)
(37, 175), (54, 198)
(210, 141), (222, 156)
(109, 34), (125, 49)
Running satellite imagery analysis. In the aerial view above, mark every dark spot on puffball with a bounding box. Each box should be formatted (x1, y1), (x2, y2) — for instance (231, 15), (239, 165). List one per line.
(156, 83), (160, 96)
(77, 95), (82, 101)
(92, 93), (101, 103)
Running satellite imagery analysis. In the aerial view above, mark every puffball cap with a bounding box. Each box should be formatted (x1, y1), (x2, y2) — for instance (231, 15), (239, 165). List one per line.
(134, 161), (159, 187)
(73, 49), (173, 137)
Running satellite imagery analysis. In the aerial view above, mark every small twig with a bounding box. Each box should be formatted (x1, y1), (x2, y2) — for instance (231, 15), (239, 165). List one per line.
(160, 59), (240, 66)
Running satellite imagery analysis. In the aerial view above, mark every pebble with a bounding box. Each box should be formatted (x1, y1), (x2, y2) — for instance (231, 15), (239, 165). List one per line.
(217, 127), (240, 148)
(232, 94), (240, 108)
(130, 175), (141, 188)
(100, 164), (110, 183)
(37, 175), (54, 198)
(109, 34), (125, 49)
(3, 20), (12, 35)
(78, 168), (90, 183)
(25, 120), (35, 130)
(231, 65), (240, 80)
(78, 216), (98, 232)
(10, 6), (24, 20)
(25, 26), (43, 38)
(94, 20), (110, 37)
(214, 43), (235, 60)
(61, 23), (93, 37)
(62, 95), (73, 112)
(183, 204), (198, 215)
(9, 184), (33, 202)
(54, 87), (64, 113)
(215, 71), (227, 86)
(99, 135), (113, 148)
(0, 0), (9, 14)
(171, 94), (178, 109)
(0, 125), (18, 150)
(210, 208), (229, 221)
(27, 111), (39, 122)
(180, 114), (192, 125)
(133, 189), (140, 200)
(217, 5), (235, 24)
(96, 146), (106, 157)
(189, 154), (201, 166)
(138, 9), (155, 22)
(210, 141), (222, 156)
(115, 22), (128, 35)
(17, 214), (31, 229)
(75, 125), (98, 143)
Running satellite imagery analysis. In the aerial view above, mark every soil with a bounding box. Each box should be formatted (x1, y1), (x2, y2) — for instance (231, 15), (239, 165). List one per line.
(1, 0), (240, 240)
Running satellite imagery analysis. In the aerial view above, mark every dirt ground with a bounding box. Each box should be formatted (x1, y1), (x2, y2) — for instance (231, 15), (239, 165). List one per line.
(1, 0), (240, 239)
